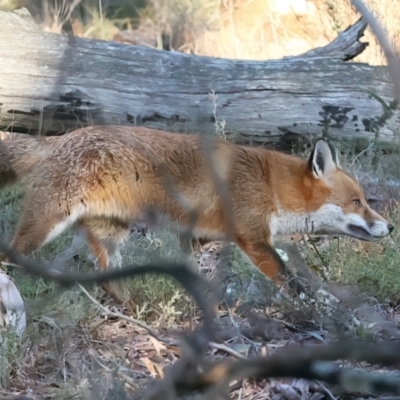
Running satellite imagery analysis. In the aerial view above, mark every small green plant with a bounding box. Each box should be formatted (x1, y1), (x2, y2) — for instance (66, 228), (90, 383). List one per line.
(305, 210), (400, 303)
(113, 227), (191, 320)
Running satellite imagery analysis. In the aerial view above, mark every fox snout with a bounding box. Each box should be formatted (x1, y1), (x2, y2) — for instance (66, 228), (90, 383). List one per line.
(368, 220), (394, 236)
(346, 212), (394, 241)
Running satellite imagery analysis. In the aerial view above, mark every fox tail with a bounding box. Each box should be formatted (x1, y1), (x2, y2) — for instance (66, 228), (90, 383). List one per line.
(0, 135), (53, 188)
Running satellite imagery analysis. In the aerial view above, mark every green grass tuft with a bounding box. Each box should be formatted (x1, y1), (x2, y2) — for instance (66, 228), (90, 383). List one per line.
(305, 210), (400, 303)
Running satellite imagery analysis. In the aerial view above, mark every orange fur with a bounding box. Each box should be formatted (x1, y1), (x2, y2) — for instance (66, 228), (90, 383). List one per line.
(0, 126), (393, 292)
(0, 135), (57, 187)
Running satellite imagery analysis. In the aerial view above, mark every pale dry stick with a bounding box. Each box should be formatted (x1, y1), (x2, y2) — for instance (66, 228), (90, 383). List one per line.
(42, 0), (82, 33)
(118, 370), (140, 389)
(349, 141), (375, 168)
(0, 242), (218, 358)
(351, 0), (400, 104)
(317, 381), (339, 400)
(77, 283), (178, 345)
(97, 0), (105, 40)
(0, 261), (24, 269)
(80, 283), (245, 361)
(35, 315), (62, 333)
(209, 342), (248, 360)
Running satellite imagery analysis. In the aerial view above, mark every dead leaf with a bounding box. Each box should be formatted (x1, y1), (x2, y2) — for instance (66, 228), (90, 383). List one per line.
(149, 336), (167, 357)
(140, 357), (164, 378)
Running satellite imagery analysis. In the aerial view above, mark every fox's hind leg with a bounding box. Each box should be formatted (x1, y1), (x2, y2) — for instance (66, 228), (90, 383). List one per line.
(79, 217), (130, 304)
(9, 195), (81, 257)
(0, 192), (80, 278)
(80, 217), (130, 269)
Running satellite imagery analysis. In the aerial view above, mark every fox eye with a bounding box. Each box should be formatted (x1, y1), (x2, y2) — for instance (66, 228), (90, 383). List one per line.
(353, 199), (362, 207)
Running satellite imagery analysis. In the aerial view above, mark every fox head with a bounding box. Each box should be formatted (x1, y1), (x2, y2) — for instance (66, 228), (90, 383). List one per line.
(304, 138), (393, 241)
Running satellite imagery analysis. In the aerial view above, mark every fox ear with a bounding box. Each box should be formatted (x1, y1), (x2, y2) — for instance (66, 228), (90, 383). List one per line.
(308, 139), (339, 178)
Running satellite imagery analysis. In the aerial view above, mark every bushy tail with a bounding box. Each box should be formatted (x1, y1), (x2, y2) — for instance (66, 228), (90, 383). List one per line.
(0, 136), (54, 189)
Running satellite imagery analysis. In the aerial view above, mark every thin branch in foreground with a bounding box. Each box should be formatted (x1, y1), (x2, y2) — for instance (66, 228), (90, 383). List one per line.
(0, 242), (217, 349)
(170, 339), (400, 396)
(351, 0), (400, 104)
(78, 284), (175, 344)
(143, 339), (400, 399)
(199, 135), (236, 243)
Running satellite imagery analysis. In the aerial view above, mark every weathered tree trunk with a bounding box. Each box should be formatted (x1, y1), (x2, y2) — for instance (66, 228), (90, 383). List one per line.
(0, 8), (399, 150)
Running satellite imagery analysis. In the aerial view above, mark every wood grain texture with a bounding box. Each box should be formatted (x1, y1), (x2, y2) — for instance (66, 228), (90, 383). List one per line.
(0, 9), (398, 150)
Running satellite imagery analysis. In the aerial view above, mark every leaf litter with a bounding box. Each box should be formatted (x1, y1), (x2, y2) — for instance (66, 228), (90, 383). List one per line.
(2, 234), (400, 399)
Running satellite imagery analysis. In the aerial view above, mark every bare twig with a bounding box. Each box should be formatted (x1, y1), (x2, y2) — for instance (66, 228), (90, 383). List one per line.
(199, 135), (236, 243)
(152, 339), (400, 397)
(0, 241), (217, 349)
(3, 5), (400, 397)
(78, 284), (177, 345)
(209, 342), (247, 360)
(351, 0), (400, 105)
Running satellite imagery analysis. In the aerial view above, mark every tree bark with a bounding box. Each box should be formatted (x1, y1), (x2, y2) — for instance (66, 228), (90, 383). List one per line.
(0, 8), (399, 151)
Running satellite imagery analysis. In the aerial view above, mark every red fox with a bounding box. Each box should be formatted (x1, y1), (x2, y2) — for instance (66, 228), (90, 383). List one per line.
(0, 126), (393, 295)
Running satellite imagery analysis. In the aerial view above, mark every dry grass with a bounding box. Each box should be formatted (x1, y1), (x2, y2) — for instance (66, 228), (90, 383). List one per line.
(1, 0), (399, 64)
(0, 186), (189, 314)
(299, 138), (400, 304)
(1, 139), (400, 397)
(0, 187), (195, 397)
(0, 1), (400, 394)
(192, 0), (400, 63)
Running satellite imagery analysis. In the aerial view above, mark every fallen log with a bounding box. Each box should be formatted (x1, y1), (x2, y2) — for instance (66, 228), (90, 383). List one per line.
(0, 8), (398, 151)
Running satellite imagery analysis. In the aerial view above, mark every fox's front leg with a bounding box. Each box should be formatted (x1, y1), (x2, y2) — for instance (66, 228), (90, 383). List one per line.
(237, 239), (302, 293)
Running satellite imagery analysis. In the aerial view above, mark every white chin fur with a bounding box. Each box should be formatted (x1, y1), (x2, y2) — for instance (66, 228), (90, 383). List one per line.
(270, 204), (389, 239)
